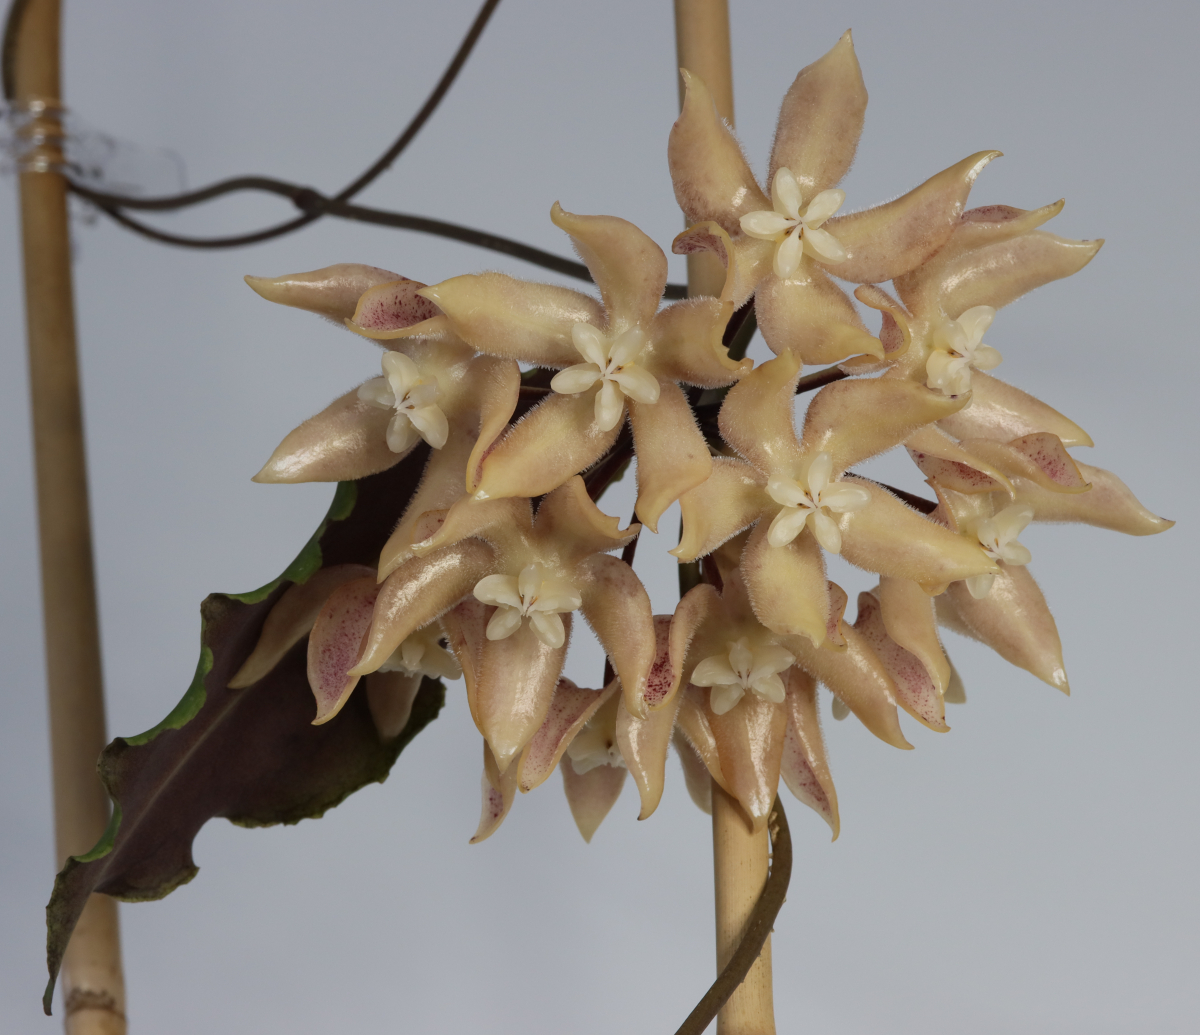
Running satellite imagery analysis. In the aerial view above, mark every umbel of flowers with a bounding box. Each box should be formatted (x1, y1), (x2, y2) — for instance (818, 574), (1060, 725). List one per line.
(238, 31), (1170, 843)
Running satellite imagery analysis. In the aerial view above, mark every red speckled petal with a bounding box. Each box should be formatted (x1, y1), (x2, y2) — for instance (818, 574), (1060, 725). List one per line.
(943, 565), (1069, 694)
(1002, 462), (1173, 535)
(244, 263), (402, 322)
(252, 386), (400, 484)
(365, 671), (422, 742)
(780, 668), (839, 838)
(838, 479), (998, 592)
(824, 152), (1000, 284)
(476, 616), (572, 771)
(708, 690), (787, 832)
(417, 273), (603, 366)
(349, 277), (442, 333)
(577, 555), (657, 719)
(229, 563), (375, 689)
(959, 433), (1090, 494)
(616, 692), (683, 820)
(517, 679), (616, 793)
(800, 377), (967, 475)
(768, 30), (867, 197)
(549, 204), (666, 330)
(787, 625), (911, 749)
(668, 70), (769, 233)
(854, 590), (948, 731)
(307, 576), (381, 724)
(471, 743), (518, 844)
(647, 588), (721, 711)
(906, 423), (1015, 496)
(352, 540), (496, 676)
(629, 384), (713, 533)
(755, 265), (883, 365)
(561, 759), (627, 843)
(878, 576), (952, 698)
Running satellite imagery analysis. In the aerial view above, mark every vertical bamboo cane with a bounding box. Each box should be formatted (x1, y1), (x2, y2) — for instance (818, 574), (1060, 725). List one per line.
(673, 3), (777, 1032)
(11, 0), (127, 1032)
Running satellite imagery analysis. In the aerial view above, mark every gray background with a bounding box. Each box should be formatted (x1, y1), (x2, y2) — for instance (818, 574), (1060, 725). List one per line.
(2, 1), (1197, 1032)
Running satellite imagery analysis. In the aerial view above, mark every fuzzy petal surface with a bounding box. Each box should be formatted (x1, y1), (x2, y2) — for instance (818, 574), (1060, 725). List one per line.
(673, 224), (774, 309)
(718, 351), (803, 473)
(801, 377), (967, 474)
(945, 566), (1069, 693)
(417, 273), (603, 366)
(839, 479), (999, 591)
(475, 391), (622, 501)
(825, 152), (1000, 284)
(550, 204), (666, 329)
(629, 385), (713, 532)
(673, 458), (767, 561)
(768, 30), (867, 197)
(960, 434), (1090, 493)
(755, 266), (882, 364)
(533, 476), (637, 562)
(228, 564), (374, 689)
(648, 296), (748, 386)
(906, 424), (1016, 496)
(669, 69), (770, 233)
(780, 669), (839, 837)
(741, 520), (830, 645)
(244, 263), (402, 322)
(348, 277), (443, 333)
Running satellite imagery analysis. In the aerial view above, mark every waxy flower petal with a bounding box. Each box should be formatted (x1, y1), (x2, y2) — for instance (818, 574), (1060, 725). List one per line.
(561, 756), (627, 843)
(998, 463), (1174, 536)
(936, 371), (1093, 447)
(616, 691), (682, 820)
(854, 590), (948, 731)
(244, 263), (410, 323)
(472, 744), (518, 844)
(365, 671), (423, 742)
(307, 575), (381, 725)
(780, 669), (839, 837)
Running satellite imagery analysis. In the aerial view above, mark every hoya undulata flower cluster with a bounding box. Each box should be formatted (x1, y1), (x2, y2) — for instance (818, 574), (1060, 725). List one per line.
(233, 31), (1171, 843)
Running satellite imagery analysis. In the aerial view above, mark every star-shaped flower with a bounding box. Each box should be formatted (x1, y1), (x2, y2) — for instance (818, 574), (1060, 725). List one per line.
(357, 351), (449, 452)
(765, 451), (870, 552)
(668, 31), (1000, 365)
(924, 305), (1003, 397)
(346, 204), (749, 532)
(473, 562), (583, 648)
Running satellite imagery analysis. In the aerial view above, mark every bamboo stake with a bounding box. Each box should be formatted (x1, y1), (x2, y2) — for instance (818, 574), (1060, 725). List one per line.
(11, 1), (127, 1031)
(673, 3), (777, 1032)
(673, 0), (734, 300)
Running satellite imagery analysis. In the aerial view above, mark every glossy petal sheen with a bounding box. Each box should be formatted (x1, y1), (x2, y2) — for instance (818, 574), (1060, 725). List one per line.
(562, 759), (627, 843)
(616, 693), (682, 820)
(936, 371), (1092, 447)
(307, 576), (381, 725)
(517, 679), (616, 793)
(709, 690), (787, 832)
(630, 384), (713, 532)
(905, 424), (1016, 496)
(349, 277), (443, 332)
(1003, 463), (1173, 535)
(780, 669), (839, 838)
(577, 555), (657, 719)
(471, 744), (518, 844)
(244, 263), (402, 322)
(945, 565), (1069, 693)
(365, 670), (423, 742)
(878, 575), (952, 697)
(854, 591), (947, 731)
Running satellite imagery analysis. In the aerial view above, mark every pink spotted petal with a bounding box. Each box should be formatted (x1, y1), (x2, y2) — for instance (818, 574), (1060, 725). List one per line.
(854, 591), (948, 732)
(244, 263), (403, 322)
(1003, 463), (1173, 536)
(905, 424), (1016, 497)
(959, 433), (1090, 493)
(307, 576), (381, 725)
(787, 625), (912, 749)
(878, 576), (952, 698)
(417, 273), (603, 366)
(348, 277), (443, 333)
(780, 668), (839, 838)
(768, 30), (867, 197)
(616, 693), (683, 820)
(517, 679), (617, 793)
(228, 564), (375, 689)
(471, 743), (518, 844)
(352, 540), (497, 676)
